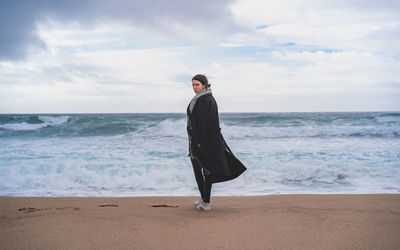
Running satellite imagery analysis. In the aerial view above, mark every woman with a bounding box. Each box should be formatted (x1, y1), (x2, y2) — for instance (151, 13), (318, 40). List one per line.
(187, 74), (247, 211)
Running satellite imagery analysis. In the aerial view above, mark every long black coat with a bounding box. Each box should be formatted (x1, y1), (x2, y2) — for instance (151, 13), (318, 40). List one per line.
(187, 94), (247, 184)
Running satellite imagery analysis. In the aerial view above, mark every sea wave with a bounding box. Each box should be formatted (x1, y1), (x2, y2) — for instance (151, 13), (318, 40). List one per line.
(38, 115), (71, 125)
(144, 119), (187, 138)
(0, 115), (71, 131)
(0, 122), (48, 131)
(0, 112), (399, 139)
(0, 112), (399, 196)
(221, 123), (400, 139)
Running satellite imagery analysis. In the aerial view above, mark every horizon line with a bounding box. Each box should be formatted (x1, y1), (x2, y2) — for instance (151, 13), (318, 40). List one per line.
(1, 110), (399, 115)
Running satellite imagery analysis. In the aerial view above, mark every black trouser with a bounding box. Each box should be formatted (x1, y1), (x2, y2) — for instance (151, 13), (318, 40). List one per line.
(191, 159), (212, 203)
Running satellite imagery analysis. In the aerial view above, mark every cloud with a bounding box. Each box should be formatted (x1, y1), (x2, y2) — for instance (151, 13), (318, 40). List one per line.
(229, 0), (400, 54)
(0, 45), (198, 113)
(207, 50), (400, 112)
(0, 1), (45, 60)
(3, 46), (398, 113)
(1, 0), (399, 112)
(0, 0), (240, 61)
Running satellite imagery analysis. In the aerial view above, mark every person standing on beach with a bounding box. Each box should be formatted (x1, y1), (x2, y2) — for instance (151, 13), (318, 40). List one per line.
(187, 74), (247, 211)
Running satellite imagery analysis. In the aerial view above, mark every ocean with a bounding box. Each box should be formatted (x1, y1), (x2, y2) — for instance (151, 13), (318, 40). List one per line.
(0, 112), (399, 196)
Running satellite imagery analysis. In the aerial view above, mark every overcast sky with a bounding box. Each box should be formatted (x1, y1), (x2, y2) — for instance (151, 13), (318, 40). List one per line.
(1, 0), (399, 113)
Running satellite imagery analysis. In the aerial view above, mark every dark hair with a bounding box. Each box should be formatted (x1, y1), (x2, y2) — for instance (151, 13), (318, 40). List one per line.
(192, 74), (211, 88)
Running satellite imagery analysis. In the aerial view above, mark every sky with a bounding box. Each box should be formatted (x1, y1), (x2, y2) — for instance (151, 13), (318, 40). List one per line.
(0, 0), (399, 113)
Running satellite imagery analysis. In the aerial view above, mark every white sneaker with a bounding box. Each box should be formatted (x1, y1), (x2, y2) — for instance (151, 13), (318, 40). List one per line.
(194, 199), (203, 206)
(196, 202), (211, 211)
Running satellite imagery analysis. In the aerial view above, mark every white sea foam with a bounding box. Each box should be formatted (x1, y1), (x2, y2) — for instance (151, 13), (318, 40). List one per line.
(149, 119), (186, 138)
(0, 122), (48, 131)
(38, 115), (71, 125)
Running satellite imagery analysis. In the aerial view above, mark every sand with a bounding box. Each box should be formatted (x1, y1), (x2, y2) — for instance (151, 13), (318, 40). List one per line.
(1, 194), (399, 249)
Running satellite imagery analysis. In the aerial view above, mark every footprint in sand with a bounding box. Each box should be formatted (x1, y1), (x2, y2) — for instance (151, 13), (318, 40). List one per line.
(56, 207), (80, 211)
(18, 207), (80, 212)
(98, 204), (119, 207)
(18, 207), (51, 213)
(150, 204), (179, 208)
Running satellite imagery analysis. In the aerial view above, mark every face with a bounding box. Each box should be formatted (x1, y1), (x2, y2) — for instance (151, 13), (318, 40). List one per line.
(192, 80), (206, 94)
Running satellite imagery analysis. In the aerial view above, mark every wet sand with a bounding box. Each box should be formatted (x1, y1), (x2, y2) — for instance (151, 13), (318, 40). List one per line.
(1, 194), (400, 249)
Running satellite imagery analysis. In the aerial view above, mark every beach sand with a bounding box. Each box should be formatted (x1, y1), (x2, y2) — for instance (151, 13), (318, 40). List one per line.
(1, 194), (399, 249)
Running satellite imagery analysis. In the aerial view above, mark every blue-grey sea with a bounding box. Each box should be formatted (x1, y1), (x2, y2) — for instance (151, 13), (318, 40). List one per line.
(0, 112), (399, 196)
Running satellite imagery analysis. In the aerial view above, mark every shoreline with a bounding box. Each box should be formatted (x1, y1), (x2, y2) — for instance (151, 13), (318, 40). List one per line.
(1, 194), (400, 249)
(1, 192), (399, 197)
